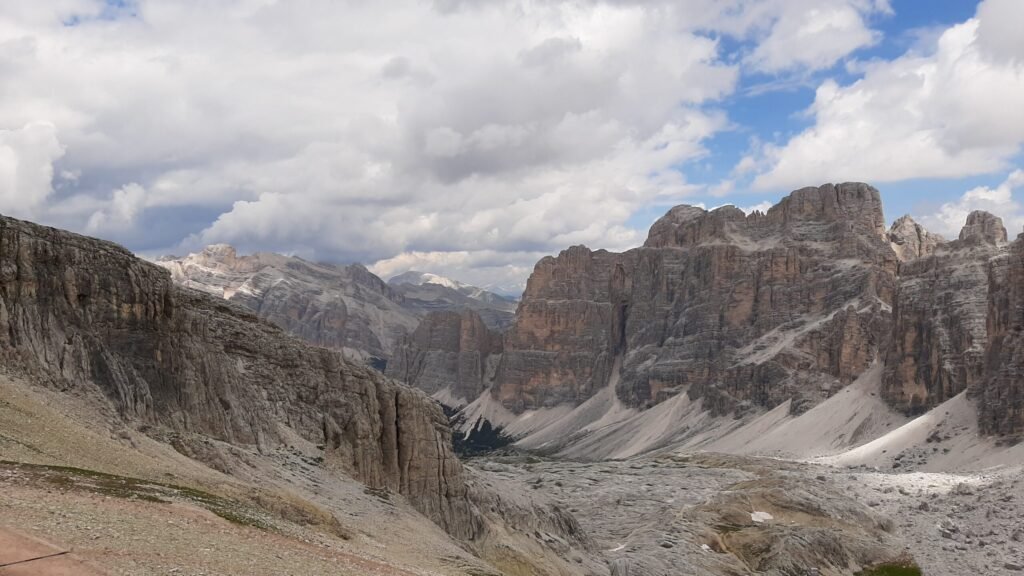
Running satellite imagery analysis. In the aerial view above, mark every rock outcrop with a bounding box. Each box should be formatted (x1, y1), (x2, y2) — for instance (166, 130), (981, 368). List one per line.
(882, 214), (1004, 414)
(979, 233), (1024, 437)
(0, 216), (477, 538)
(888, 215), (945, 261)
(493, 183), (898, 415)
(386, 309), (503, 404)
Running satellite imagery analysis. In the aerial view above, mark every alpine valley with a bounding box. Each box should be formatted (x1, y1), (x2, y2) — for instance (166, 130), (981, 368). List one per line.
(2, 183), (1024, 576)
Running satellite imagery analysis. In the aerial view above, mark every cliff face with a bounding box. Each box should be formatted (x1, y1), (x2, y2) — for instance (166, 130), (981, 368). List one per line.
(979, 234), (1024, 437)
(0, 216), (477, 538)
(386, 309), (503, 404)
(492, 183), (898, 415)
(882, 213), (1004, 414)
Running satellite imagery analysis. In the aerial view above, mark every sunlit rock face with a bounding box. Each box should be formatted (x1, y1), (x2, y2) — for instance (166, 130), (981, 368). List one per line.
(493, 182), (899, 416)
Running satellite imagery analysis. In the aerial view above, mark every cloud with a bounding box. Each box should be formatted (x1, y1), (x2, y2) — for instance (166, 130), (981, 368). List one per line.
(745, 0), (1024, 191)
(0, 0), (890, 291)
(916, 170), (1024, 239)
(0, 122), (65, 219)
(743, 0), (887, 73)
(85, 182), (146, 233)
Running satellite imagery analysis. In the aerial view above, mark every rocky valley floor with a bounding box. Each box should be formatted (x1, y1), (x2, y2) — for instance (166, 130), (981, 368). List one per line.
(470, 452), (1024, 576)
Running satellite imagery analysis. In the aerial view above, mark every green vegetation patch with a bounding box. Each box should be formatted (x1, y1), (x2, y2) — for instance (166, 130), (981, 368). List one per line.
(855, 561), (923, 576)
(0, 460), (273, 529)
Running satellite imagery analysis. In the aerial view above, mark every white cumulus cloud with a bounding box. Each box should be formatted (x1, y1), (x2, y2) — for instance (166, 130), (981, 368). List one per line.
(916, 170), (1024, 240)
(746, 0), (1024, 191)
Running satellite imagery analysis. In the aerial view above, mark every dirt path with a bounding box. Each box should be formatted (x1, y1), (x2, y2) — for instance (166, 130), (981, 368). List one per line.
(0, 528), (105, 575)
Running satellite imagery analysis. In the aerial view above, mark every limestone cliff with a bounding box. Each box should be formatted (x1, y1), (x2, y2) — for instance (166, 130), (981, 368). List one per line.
(386, 309), (503, 404)
(0, 215), (477, 538)
(493, 183), (898, 415)
(882, 213), (1004, 414)
(979, 233), (1024, 437)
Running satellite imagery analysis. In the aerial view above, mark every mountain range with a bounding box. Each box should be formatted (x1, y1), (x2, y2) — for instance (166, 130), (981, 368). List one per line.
(2, 182), (1024, 575)
(155, 246), (516, 369)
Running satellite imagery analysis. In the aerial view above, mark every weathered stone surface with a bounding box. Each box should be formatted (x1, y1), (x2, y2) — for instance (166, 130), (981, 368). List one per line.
(978, 234), (1024, 437)
(493, 246), (630, 411)
(888, 215), (945, 261)
(386, 309), (502, 403)
(882, 214), (1003, 414)
(493, 183), (898, 415)
(0, 216), (478, 538)
(960, 210), (1008, 245)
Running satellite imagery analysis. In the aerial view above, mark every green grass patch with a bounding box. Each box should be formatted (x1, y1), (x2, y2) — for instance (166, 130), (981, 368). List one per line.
(0, 460), (272, 529)
(855, 562), (923, 576)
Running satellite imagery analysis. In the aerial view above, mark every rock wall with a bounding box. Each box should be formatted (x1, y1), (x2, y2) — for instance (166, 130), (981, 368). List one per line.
(0, 216), (478, 538)
(492, 183), (898, 415)
(386, 309), (502, 403)
(979, 233), (1024, 437)
(882, 213), (1004, 414)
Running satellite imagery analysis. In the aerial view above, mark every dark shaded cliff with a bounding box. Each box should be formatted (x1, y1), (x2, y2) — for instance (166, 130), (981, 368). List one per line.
(0, 215), (478, 538)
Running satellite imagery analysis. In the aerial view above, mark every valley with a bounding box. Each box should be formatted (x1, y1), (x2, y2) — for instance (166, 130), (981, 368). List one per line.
(1, 183), (1023, 575)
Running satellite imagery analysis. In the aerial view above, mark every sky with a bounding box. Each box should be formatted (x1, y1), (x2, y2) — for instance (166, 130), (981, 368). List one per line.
(0, 0), (1022, 294)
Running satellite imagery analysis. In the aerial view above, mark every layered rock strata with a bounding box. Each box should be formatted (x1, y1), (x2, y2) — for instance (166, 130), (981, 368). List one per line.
(882, 212), (1005, 414)
(493, 183), (899, 415)
(888, 214), (945, 261)
(386, 309), (503, 403)
(0, 216), (477, 538)
(979, 231), (1024, 436)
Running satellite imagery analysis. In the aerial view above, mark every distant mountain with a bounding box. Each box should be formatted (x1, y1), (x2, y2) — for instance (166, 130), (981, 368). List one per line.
(157, 248), (518, 368)
(157, 245), (417, 368)
(388, 270), (518, 330)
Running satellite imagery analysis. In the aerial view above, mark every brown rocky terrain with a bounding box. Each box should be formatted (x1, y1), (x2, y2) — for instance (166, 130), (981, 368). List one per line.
(0, 213), (616, 574)
(979, 228), (1024, 437)
(480, 183), (900, 416)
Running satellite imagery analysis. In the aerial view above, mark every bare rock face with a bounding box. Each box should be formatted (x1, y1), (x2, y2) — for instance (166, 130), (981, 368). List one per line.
(490, 245), (629, 411)
(493, 183), (898, 415)
(386, 309), (503, 404)
(888, 215), (945, 261)
(158, 246), (419, 364)
(978, 234), (1024, 437)
(0, 216), (478, 539)
(882, 214), (1004, 414)
(960, 210), (1008, 245)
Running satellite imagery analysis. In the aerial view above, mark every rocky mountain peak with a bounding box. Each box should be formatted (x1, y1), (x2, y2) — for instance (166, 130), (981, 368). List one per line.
(769, 182), (886, 237)
(959, 210), (1007, 245)
(888, 214), (945, 261)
